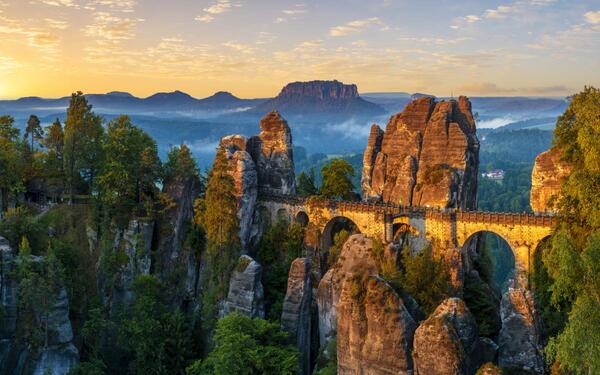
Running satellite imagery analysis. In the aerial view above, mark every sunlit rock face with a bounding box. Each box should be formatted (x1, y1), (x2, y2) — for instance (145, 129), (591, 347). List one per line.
(413, 298), (483, 375)
(530, 147), (571, 213)
(361, 96), (479, 209)
(221, 255), (265, 319)
(498, 287), (545, 374)
(337, 275), (416, 375)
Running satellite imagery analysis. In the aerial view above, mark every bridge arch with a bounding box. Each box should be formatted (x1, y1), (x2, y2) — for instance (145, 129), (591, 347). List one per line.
(321, 216), (360, 251)
(295, 211), (309, 227)
(462, 231), (516, 291)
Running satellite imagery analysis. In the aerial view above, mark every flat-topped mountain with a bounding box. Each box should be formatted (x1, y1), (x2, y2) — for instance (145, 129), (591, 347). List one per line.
(253, 80), (385, 117)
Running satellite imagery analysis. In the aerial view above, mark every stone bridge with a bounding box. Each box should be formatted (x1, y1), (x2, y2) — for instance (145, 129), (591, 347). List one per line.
(258, 193), (555, 286)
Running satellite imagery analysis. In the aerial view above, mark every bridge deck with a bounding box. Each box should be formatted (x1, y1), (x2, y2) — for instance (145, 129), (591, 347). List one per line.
(259, 193), (556, 227)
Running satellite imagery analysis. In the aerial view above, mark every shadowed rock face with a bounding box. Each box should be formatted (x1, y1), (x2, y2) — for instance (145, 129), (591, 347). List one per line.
(530, 147), (571, 213)
(413, 298), (483, 375)
(498, 287), (545, 374)
(362, 96), (479, 209)
(281, 258), (312, 375)
(221, 255), (265, 319)
(337, 275), (416, 375)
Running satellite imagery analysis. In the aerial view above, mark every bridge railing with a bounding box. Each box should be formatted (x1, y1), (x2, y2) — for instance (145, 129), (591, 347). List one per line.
(258, 191), (556, 226)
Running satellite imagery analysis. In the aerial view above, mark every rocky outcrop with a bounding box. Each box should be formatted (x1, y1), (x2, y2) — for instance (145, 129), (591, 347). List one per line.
(361, 96), (479, 209)
(254, 80), (385, 116)
(337, 275), (416, 375)
(530, 147), (571, 213)
(316, 234), (381, 346)
(498, 287), (545, 374)
(281, 258), (312, 375)
(0, 237), (79, 375)
(248, 111), (296, 196)
(221, 255), (265, 319)
(413, 298), (483, 375)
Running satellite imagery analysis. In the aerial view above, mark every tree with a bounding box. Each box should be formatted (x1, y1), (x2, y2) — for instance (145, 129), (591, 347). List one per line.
(164, 144), (199, 185)
(63, 92), (104, 203)
(0, 116), (24, 211)
(43, 118), (66, 197)
(98, 115), (161, 224)
(192, 312), (299, 375)
(541, 87), (600, 374)
(24, 115), (43, 153)
(296, 168), (318, 197)
(320, 158), (355, 200)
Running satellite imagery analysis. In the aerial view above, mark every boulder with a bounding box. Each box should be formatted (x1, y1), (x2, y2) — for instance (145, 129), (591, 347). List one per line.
(530, 147), (571, 213)
(413, 298), (482, 375)
(361, 96), (479, 209)
(316, 234), (380, 346)
(221, 255), (265, 318)
(498, 287), (545, 374)
(337, 275), (416, 375)
(281, 258), (312, 375)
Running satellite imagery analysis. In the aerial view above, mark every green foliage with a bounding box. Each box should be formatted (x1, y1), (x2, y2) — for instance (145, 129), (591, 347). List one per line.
(257, 221), (304, 321)
(327, 229), (350, 268)
(98, 115), (161, 225)
(63, 92), (104, 201)
(477, 162), (533, 213)
(25, 114), (43, 153)
(164, 144), (199, 185)
(0, 207), (45, 253)
(541, 87), (600, 374)
(197, 312), (299, 375)
(67, 360), (107, 375)
(296, 168), (318, 197)
(463, 274), (500, 338)
(0, 115), (25, 210)
(399, 245), (451, 314)
(314, 338), (337, 375)
(119, 275), (193, 375)
(320, 158), (355, 200)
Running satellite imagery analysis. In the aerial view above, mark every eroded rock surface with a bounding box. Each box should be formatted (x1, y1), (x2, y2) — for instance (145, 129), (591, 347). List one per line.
(221, 255), (265, 319)
(362, 96), (479, 209)
(498, 287), (545, 374)
(281, 258), (312, 375)
(337, 275), (416, 375)
(530, 147), (571, 213)
(316, 234), (380, 346)
(413, 298), (482, 375)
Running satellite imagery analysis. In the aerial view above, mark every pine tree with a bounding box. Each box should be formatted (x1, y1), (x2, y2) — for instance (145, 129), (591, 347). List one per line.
(24, 115), (43, 153)
(320, 158), (355, 200)
(297, 168), (318, 197)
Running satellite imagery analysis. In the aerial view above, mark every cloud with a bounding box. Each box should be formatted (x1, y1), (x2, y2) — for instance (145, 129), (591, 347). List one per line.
(584, 10), (600, 24)
(283, 9), (305, 15)
(36, 0), (77, 7)
(85, 12), (143, 42)
(458, 82), (569, 94)
(195, 14), (215, 22)
(329, 17), (383, 37)
(223, 41), (255, 54)
(484, 5), (516, 19)
(465, 15), (480, 23)
(195, 0), (241, 22)
(45, 18), (69, 29)
(88, 0), (137, 12)
(0, 55), (20, 71)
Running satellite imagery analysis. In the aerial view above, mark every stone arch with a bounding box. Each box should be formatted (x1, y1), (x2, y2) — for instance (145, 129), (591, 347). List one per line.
(462, 230), (516, 291)
(392, 222), (423, 252)
(295, 211), (309, 227)
(321, 216), (360, 251)
(257, 205), (271, 228)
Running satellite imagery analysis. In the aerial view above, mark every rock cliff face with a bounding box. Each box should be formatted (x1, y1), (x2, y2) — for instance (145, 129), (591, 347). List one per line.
(413, 298), (483, 375)
(221, 255), (265, 318)
(530, 147), (571, 213)
(316, 234), (381, 346)
(0, 237), (79, 375)
(218, 111), (296, 252)
(254, 80), (385, 116)
(280, 258), (312, 375)
(337, 275), (416, 375)
(248, 111), (296, 196)
(362, 96), (479, 209)
(498, 287), (545, 374)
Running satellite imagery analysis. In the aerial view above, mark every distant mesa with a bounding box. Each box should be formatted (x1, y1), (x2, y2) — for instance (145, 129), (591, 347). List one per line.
(105, 91), (134, 98)
(253, 80), (386, 116)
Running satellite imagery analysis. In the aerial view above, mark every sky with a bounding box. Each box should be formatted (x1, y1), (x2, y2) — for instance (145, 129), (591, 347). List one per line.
(0, 0), (599, 99)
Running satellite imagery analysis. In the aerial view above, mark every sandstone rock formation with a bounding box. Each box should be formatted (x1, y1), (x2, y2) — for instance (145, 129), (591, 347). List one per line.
(362, 96), (479, 209)
(248, 111), (296, 196)
(0, 237), (79, 375)
(530, 147), (571, 213)
(337, 275), (416, 375)
(498, 287), (545, 374)
(317, 234), (381, 346)
(281, 258), (312, 375)
(217, 111), (297, 252)
(413, 298), (483, 375)
(254, 80), (385, 116)
(221, 255), (265, 319)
